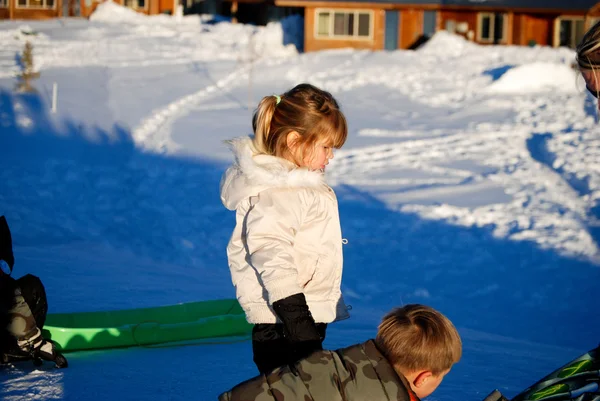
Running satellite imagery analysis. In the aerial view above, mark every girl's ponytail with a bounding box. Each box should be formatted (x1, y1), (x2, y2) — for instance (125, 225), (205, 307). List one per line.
(252, 96), (279, 154)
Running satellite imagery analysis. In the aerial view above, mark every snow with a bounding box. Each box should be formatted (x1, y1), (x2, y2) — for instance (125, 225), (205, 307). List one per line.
(487, 62), (580, 94)
(1, 4), (600, 400)
(89, 1), (150, 23)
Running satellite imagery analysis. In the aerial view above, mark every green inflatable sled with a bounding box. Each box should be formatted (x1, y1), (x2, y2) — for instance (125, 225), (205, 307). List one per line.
(41, 299), (252, 352)
(483, 344), (600, 401)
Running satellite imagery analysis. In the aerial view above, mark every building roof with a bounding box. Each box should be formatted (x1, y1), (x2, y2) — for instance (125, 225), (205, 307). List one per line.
(441, 0), (598, 11)
(290, 0), (598, 11)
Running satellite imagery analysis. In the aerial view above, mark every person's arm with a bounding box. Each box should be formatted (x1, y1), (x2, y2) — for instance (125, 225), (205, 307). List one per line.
(245, 189), (322, 350)
(244, 188), (306, 303)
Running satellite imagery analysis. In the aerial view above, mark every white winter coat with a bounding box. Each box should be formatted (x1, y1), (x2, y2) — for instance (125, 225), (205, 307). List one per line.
(220, 136), (350, 324)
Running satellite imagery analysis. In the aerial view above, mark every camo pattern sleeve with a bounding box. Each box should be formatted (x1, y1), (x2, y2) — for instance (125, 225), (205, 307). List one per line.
(217, 340), (414, 401)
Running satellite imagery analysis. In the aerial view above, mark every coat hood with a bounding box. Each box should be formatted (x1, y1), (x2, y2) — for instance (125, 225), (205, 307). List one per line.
(220, 136), (326, 210)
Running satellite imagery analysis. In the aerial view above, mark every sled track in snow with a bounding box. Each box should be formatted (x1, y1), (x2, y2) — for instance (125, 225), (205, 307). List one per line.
(131, 65), (250, 154)
(129, 52), (370, 155)
(328, 127), (599, 261)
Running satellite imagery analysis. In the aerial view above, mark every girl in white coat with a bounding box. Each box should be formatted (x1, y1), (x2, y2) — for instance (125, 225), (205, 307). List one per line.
(220, 83), (350, 374)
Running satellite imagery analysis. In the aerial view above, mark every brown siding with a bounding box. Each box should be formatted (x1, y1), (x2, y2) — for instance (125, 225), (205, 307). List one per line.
(512, 12), (522, 44)
(399, 8), (423, 49)
(0, 8), (9, 18)
(304, 6), (385, 52)
(148, 0), (158, 14)
(505, 11), (513, 44)
(12, 7), (59, 18)
(515, 13), (553, 46)
(158, 0), (172, 13)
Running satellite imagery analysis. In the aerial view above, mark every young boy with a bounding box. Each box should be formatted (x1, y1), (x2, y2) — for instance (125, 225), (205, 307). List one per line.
(218, 304), (462, 401)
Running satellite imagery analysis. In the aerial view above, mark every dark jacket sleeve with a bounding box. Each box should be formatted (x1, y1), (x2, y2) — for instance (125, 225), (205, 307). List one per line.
(0, 216), (15, 274)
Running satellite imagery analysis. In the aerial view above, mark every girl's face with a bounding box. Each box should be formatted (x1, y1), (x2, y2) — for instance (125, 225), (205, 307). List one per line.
(580, 51), (600, 103)
(302, 141), (334, 171)
(582, 68), (600, 112)
(582, 68), (600, 94)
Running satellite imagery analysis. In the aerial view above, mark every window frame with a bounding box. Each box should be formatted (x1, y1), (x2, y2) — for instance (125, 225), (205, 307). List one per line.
(123, 0), (148, 11)
(314, 8), (374, 41)
(477, 12), (507, 43)
(15, 0), (56, 9)
(554, 15), (585, 48)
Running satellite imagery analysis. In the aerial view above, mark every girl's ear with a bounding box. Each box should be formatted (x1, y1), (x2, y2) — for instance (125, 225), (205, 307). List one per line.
(286, 131), (301, 150)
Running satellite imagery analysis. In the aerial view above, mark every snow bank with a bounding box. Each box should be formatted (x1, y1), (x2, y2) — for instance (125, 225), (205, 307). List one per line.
(418, 30), (478, 58)
(88, 1), (298, 57)
(90, 0), (148, 23)
(487, 62), (579, 94)
(252, 17), (300, 57)
(90, 0), (203, 24)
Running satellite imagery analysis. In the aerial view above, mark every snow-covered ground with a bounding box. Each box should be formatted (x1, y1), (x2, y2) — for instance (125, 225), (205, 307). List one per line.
(1, 3), (599, 400)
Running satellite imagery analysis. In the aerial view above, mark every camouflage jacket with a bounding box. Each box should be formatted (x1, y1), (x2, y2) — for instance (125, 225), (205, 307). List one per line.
(218, 340), (419, 401)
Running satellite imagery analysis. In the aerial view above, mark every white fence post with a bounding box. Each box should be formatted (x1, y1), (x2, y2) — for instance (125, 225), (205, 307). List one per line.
(51, 82), (58, 113)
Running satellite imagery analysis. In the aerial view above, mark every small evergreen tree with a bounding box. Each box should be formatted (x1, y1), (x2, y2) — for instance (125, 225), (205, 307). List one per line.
(16, 41), (40, 93)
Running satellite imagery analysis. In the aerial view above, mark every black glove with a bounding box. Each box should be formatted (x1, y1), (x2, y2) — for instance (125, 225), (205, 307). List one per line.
(272, 293), (322, 360)
(17, 328), (68, 368)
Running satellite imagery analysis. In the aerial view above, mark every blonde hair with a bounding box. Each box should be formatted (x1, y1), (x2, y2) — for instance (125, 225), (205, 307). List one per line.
(251, 83), (348, 165)
(577, 21), (600, 98)
(577, 20), (600, 69)
(375, 304), (462, 376)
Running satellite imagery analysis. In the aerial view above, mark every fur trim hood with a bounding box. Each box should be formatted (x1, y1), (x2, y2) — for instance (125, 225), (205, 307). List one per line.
(220, 136), (326, 210)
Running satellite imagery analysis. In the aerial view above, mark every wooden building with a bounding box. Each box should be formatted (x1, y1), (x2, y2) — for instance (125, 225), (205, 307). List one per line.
(0, 0), (165, 19)
(3, 0), (600, 54)
(0, 0), (299, 22)
(0, 0), (65, 19)
(273, 0), (600, 52)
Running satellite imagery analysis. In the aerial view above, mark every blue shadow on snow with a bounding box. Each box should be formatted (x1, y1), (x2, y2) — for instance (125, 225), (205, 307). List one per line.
(1, 89), (599, 401)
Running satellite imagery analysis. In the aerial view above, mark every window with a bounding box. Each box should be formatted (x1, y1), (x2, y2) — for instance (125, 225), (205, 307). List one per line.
(477, 12), (507, 43)
(423, 11), (437, 38)
(315, 9), (373, 40)
(124, 0), (146, 10)
(557, 16), (585, 48)
(0, 0), (7, 8)
(16, 0), (55, 8)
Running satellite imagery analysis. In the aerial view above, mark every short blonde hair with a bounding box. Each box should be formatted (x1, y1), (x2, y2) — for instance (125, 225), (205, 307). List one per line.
(252, 83), (347, 165)
(375, 304), (462, 376)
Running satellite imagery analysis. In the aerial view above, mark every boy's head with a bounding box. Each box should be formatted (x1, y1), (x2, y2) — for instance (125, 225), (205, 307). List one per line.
(375, 304), (462, 399)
